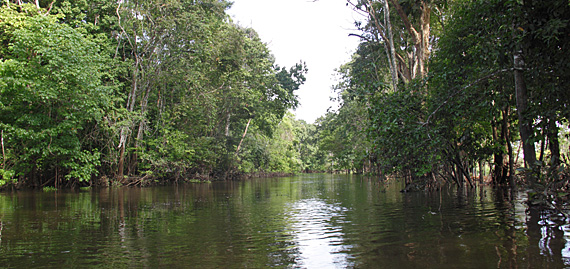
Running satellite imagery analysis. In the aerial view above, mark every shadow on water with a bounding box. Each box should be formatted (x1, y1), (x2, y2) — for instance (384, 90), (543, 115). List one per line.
(0, 174), (569, 268)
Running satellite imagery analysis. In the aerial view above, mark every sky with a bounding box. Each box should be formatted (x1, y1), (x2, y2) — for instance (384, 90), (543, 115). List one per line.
(227, 0), (361, 123)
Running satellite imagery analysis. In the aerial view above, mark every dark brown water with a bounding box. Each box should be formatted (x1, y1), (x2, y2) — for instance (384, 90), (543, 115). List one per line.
(0, 174), (568, 268)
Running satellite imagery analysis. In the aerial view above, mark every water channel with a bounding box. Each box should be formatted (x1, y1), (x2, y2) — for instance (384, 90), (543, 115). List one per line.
(0, 174), (569, 268)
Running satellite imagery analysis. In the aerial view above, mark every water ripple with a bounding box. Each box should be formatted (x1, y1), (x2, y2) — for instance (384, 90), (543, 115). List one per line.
(284, 198), (354, 268)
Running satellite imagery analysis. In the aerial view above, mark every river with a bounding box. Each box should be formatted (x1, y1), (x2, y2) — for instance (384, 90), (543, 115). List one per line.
(0, 174), (568, 268)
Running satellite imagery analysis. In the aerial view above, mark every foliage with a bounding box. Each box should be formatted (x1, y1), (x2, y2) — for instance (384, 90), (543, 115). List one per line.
(325, 0), (570, 190)
(0, 169), (15, 186)
(0, 1), (308, 188)
(3, 0), (568, 190)
(0, 5), (113, 186)
(313, 60), (374, 174)
(238, 113), (305, 175)
(293, 119), (328, 172)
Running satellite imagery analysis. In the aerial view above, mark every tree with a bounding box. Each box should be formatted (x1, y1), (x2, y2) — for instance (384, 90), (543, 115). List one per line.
(520, 0), (570, 172)
(110, 0), (231, 181)
(348, 0), (445, 87)
(0, 0), (310, 187)
(425, 0), (518, 185)
(0, 4), (114, 186)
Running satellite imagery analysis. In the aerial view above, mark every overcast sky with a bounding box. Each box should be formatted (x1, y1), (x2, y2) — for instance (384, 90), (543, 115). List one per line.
(227, 0), (360, 123)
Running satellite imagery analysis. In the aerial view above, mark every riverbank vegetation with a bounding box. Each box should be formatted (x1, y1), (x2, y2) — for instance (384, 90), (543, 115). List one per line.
(318, 0), (570, 194)
(0, 1), (308, 188)
(1, 0), (569, 193)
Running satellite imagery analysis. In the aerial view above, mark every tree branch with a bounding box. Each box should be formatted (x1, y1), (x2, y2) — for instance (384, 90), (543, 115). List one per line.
(395, 51), (411, 82)
(422, 68), (514, 126)
(235, 118), (252, 156)
(388, 0), (420, 44)
(1, 130), (5, 169)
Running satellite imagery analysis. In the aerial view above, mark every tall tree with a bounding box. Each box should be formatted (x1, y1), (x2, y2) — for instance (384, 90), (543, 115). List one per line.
(113, 0), (230, 180)
(349, 0), (444, 86)
(0, 4), (114, 186)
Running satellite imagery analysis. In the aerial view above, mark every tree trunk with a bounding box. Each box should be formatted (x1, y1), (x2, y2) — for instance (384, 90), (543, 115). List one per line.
(116, 0), (142, 181)
(1, 130), (5, 169)
(478, 160), (483, 182)
(547, 118), (560, 167)
(389, 0), (430, 79)
(383, 0), (398, 91)
(538, 127), (545, 163)
(130, 82), (152, 175)
(492, 116), (508, 185)
(224, 109), (231, 137)
(418, 0), (430, 77)
(116, 0), (148, 182)
(453, 150), (473, 187)
(117, 55), (140, 181)
(235, 118), (252, 155)
(396, 53), (412, 82)
(513, 49), (537, 171)
(505, 107), (515, 187)
(365, 0), (398, 91)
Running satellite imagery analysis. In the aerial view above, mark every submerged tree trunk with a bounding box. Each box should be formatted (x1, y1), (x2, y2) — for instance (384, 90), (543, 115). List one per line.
(1, 130), (5, 169)
(453, 150), (473, 188)
(538, 127), (546, 163)
(492, 113), (509, 185)
(505, 107), (515, 187)
(547, 118), (560, 168)
(478, 160), (484, 182)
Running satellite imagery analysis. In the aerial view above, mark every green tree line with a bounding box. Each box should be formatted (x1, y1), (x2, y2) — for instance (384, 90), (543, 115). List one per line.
(315, 0), (570, 192)
(0, 1), (308, 188)
(2, 0), (569, 192)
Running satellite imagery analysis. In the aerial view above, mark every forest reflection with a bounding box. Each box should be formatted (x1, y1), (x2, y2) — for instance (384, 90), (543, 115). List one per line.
(0, 175), (569, 268)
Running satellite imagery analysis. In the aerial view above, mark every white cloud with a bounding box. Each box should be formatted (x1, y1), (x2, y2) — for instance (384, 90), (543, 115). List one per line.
(227, 0), (359, 123)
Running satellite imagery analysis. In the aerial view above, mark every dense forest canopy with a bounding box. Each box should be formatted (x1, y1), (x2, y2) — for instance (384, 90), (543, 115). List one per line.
(0, 0), (308, 187)
(0, 0), (569, 194)
(321, 0), (570, 193)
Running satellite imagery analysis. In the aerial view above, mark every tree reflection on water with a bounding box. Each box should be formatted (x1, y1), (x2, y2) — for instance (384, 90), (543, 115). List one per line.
(0, 175), (570, 268)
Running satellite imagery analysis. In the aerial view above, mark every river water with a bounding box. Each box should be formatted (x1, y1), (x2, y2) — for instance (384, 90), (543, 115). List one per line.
(0, 174), (569, 268)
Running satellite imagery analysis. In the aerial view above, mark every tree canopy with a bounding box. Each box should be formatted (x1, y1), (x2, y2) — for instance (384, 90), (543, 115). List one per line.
(0, 1), (308, 188)
(319, 0), (570, 192)
(1, 0), (569, 192)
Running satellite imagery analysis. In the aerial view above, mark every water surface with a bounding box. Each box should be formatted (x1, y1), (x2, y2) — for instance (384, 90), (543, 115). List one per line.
(0, 174), (568, 268)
